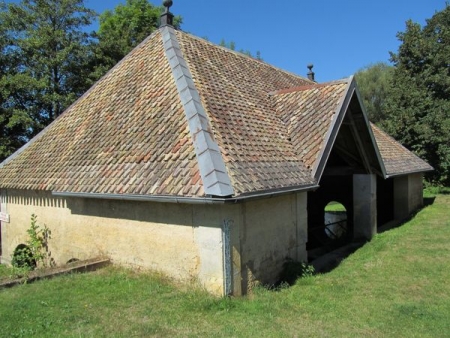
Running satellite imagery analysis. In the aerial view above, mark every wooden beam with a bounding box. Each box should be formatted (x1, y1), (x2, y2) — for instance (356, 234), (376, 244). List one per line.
(323, 166), (356, 176)
(347, 110), (373, 174)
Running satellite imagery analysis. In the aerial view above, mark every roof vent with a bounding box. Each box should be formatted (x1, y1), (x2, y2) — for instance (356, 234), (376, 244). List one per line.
(307, 64), (315, 82)
(160, 0), (174, 27)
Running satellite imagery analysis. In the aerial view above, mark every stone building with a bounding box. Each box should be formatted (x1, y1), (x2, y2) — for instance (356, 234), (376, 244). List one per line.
(0, 3), (432, 295)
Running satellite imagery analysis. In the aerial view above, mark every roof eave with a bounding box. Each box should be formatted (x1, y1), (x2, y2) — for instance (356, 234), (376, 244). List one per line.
(51, 183), (319, 205)
(385, 167), (434, 179)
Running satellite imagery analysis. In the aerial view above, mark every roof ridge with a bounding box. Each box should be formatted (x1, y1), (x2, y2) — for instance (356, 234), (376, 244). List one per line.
(161, 26), (234, 197)
(177, 30), (315, 85)
(269, 78), (351, 96)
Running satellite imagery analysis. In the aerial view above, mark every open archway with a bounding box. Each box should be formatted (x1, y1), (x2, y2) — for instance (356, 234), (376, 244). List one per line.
(324, 201), (348, 240)
(12, 244), (36, 269)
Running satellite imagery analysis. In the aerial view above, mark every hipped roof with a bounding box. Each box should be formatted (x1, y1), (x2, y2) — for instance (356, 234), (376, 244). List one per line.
(0, 27), (432, 199)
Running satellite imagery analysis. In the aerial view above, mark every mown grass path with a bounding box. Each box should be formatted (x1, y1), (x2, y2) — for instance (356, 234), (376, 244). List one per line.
(1, 195), (450, 337)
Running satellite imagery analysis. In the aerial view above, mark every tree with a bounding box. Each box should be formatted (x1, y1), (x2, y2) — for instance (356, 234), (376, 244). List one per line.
(0, 0), (96, 160)
(0, 11), (33, 159)
(355, 62), (393, 124)
(0, 9), (28, 161)
(91, 0), (182, 81)
(382, 5), (450, 185)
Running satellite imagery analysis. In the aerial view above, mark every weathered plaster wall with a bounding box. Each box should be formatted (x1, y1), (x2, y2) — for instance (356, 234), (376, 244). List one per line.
(1, 189), (309, 296)
(238, 193), (307, 292)
(1, 189), (226, 295)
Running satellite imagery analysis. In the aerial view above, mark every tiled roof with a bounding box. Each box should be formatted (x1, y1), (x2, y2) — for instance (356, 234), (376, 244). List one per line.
(0, 28), (432, 198)
(176, 30), (316, 195)
(272, 80), (349, 171)
(0, 31), (204, 196)
(371, 124), (433, 176)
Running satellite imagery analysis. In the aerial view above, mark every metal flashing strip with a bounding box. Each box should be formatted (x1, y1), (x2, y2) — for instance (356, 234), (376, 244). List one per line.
(161, 26), (234, 197)
(52, 183), (319, 205)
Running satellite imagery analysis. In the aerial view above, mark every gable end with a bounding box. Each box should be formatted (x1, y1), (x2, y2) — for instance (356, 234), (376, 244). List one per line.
(314, 77), (386, 181)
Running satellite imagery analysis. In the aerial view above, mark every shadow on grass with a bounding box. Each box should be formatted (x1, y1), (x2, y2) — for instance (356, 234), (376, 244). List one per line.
(275, 194), (441, 289)
(271, 241), (365, 290)
(424, 196), (436, 206)
(308, 242), (365, 274)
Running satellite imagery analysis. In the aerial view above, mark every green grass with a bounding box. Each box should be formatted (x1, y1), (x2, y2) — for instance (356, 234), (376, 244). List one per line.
(424, 185), (450, 198)
(0, 261), (33, 281)
(324, 201), (346, 212)
(0, 264), (12, 279)
(1, 195), (450, 337)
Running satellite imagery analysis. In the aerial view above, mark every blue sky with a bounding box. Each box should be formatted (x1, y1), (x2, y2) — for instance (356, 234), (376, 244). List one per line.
(85, 0), (446, 82)
(8, 0), (448, 82)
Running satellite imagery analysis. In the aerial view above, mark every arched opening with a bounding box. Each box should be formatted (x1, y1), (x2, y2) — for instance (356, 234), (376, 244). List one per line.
(324, 201), (348, 240)
(66, 258), (79, 265)
(12, 244), (36, 269)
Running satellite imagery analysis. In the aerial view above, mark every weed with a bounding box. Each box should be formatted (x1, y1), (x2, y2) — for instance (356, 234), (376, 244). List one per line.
(278, 258), (315, 286)
(11, 214), (53, 272)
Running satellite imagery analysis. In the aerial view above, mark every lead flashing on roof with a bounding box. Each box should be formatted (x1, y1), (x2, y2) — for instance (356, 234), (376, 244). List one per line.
(161, 26), (235, 197)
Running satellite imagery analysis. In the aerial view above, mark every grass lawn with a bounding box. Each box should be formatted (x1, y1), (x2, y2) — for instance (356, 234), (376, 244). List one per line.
(0, 263), (12, 279)
(324, 201), (347, 212)
(1, 193), (450, 337)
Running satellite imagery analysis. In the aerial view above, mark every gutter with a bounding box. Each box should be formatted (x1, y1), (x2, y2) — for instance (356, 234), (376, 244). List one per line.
(52, 184), (319, 205)
(385, 167), (434, 179)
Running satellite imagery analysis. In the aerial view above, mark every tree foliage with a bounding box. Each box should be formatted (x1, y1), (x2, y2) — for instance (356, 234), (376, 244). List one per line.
(355, 62), (393, 124)
(0, 0), (96, 160)
(91, 0), (182, 80)
(0, 11), (28, 159)
(382, 5), (450, 185)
